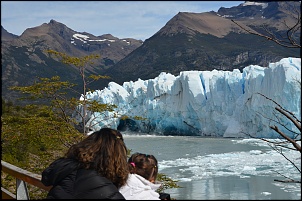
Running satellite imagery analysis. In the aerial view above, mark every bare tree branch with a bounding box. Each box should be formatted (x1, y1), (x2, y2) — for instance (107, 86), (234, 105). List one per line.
(267, 143), (301, 174)
(231, 19), (301, 48)
(272, 170), (300, 183)
(255, 110), (300, 136)
(233, 5), (301, 184)
(275, 107), (301, 131)
(273, 179), (301, 183)
(270, 125), (301, 153)
(259, 138), (298, 151)
(256, 92), (301, 124)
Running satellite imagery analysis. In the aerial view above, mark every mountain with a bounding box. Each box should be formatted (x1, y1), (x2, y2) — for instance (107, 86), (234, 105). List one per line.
(104, 1), (300, 86)
(1, 20), (143, 103)
(1, 26), (18, 41)
(2, 1), (300, 104)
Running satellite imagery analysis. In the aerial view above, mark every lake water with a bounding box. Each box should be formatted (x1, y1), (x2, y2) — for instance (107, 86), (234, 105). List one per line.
(123, 132), (301, 200)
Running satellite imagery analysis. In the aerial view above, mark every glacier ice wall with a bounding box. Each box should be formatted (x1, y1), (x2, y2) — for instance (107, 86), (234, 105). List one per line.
(78, 57), (301, 138)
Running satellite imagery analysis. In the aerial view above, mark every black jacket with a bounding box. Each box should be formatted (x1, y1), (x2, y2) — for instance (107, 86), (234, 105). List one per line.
(41, 158), (125, 199)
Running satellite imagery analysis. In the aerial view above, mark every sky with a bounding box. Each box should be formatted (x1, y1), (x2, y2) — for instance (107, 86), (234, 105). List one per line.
(1, 1), (243, 41)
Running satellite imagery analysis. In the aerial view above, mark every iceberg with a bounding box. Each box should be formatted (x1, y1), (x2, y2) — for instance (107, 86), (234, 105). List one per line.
(76, 57), (301, 138)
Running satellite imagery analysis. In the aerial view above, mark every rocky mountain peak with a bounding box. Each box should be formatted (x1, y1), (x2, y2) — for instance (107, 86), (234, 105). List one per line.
(156, 1), (300, 39)
(18, 19), (76, 40)
(47, 19), (76, 39)
(218, 1), (300, 21)
(155, 11), (249, 38)
(99, 33), (117, 40)
(1, 26), (18, 41)
(49, 19), (59, 25)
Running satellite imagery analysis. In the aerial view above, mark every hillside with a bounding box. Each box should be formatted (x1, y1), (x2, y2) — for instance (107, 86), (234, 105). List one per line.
(104, 1), (300, 86)
(1, 20), (143, 103)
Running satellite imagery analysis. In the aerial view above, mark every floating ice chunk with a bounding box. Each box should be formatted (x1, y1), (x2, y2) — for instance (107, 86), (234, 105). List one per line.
(261, 192), (271, 196)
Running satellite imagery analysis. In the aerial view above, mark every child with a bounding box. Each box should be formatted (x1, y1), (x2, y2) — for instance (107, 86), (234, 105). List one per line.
(119, 152), (162, 200)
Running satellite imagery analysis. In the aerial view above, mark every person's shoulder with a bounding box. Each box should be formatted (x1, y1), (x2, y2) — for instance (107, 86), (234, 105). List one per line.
(76, 169), (112, 184)
(74, 169), (125, 199)
(42, 157), (79, 186)
(131, 173), (147, 181)
(47, 157), (79, 170)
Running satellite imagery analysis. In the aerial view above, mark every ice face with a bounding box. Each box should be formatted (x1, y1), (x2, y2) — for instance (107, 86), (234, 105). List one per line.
(76, 57), (301, 138)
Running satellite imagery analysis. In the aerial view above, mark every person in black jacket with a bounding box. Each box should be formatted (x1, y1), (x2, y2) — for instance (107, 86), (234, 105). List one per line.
(41, 128), (129, 199)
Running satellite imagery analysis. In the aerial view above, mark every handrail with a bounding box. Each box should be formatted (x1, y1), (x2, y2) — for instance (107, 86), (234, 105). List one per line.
(1, 160), (52, 200)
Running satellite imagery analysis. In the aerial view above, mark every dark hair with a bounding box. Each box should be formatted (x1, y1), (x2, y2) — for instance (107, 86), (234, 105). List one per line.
(65, 128), (129, 188)
(128, 152), (158, 182)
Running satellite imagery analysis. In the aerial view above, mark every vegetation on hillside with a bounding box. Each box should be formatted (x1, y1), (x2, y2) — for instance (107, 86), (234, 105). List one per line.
(1, 50), (179, 199)
(1, 98), (84, 198)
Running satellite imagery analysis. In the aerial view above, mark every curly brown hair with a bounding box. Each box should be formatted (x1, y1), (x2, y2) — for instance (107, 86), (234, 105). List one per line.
(128, 152), (158, 183)
(65, 128), (129, 188)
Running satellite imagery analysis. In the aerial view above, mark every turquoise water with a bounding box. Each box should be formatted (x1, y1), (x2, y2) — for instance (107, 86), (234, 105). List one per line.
(123, 133), (301, 200)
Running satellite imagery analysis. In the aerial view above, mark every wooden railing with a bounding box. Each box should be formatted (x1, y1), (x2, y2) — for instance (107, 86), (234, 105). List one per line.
(1, 160), (52, 199)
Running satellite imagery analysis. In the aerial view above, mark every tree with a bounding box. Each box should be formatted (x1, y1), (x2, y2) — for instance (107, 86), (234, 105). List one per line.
(45, 50), (116, 135)
(231, 4), (301, 183)
(1, 98), (84, 199)
(255, 93), (301, 183)
(10, 50), (117, 135)
(231, 4), (301, 48)
(43, 50), (145, 135)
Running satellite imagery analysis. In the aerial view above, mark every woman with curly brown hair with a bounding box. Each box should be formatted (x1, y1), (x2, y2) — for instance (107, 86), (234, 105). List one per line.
(41, 128), (129, 199)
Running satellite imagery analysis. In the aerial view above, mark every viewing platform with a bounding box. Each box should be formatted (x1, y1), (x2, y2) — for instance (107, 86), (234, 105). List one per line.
(1, 160), (51, 199)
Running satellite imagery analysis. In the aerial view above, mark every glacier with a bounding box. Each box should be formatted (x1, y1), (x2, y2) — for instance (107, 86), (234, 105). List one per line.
(76, 57), (301, 138)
